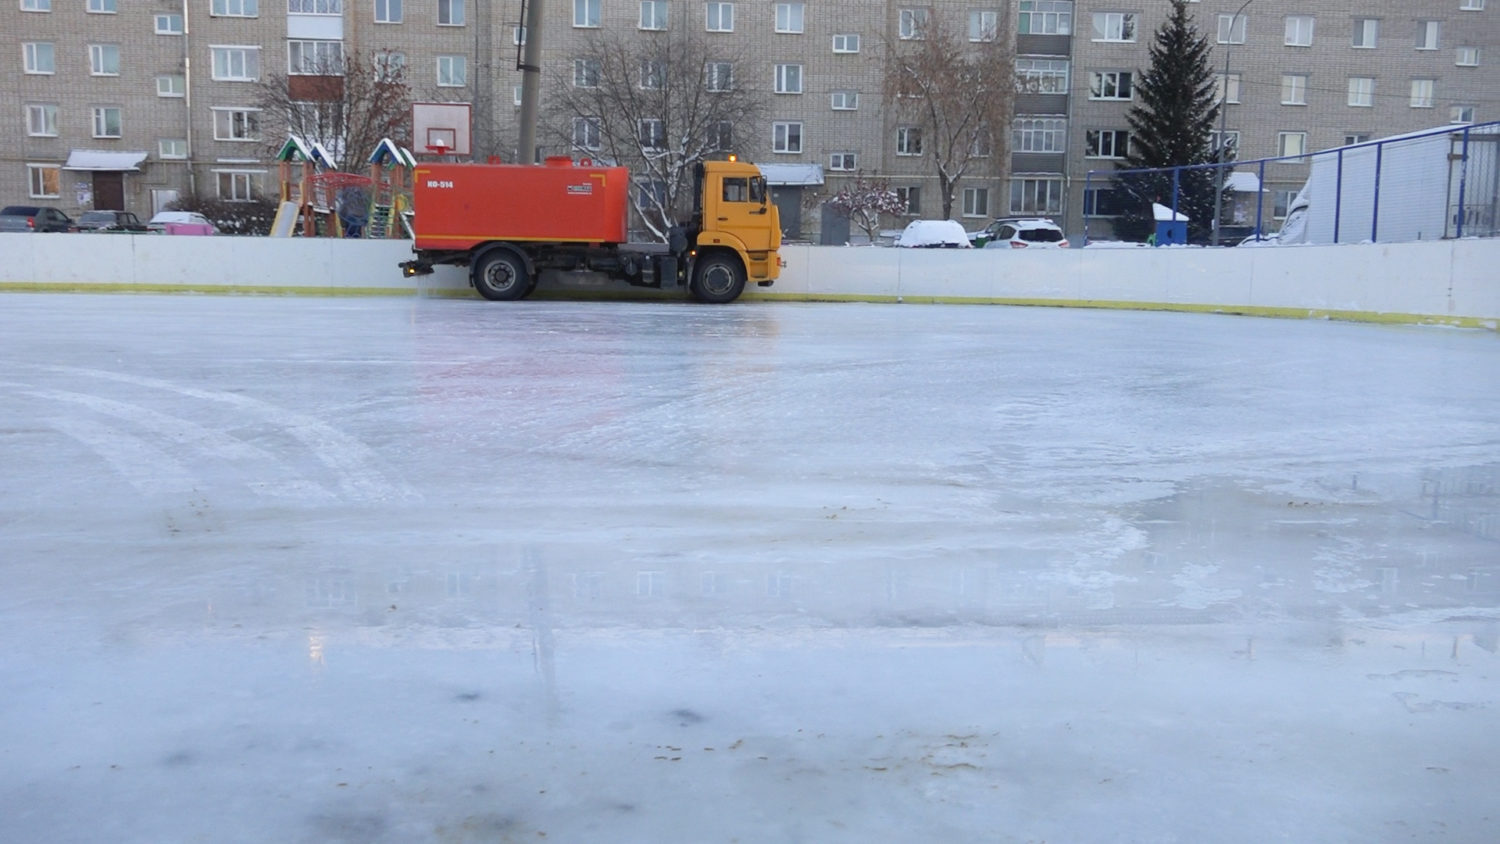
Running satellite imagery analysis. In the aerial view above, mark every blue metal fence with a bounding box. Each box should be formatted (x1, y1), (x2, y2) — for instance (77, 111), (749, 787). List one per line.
(1083, 121), (1500, 247)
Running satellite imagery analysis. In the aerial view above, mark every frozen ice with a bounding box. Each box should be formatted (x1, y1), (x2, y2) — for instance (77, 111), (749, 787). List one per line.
(2, 294), (1497, 842)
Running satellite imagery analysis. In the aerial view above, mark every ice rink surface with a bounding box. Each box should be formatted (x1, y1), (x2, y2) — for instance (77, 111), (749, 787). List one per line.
(2, 293), (1498, 842)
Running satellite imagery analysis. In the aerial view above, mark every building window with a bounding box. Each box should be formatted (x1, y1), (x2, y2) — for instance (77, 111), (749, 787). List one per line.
(776, 2), (804, 33)
(155, 13), (185, 33)
(1343, 133), (1370, 146)
(1088, 70), (1131, 100)
(23, 42), (55, 75)
(1284, 15), (1313, 46)
(1215, 72), (1241, 104)
(1410, 79), (1435, 108)
(89, 44), (121, 76)
(157, 75), (186, 97)
(1209, 129), (1240, 153)
(1451, 105), (1476, 123)
(970, 132), (993, 157)
(639, 0), (667, 30)
(438, 0), (464, 25)
(1273, 188), (1296, 218)
(1018, 1), (1072, 35)
(1092, 12), (1137, 42)
(288, 40), (343, 75)
(1083, 186), (1126, 216)
(216, 170), (260, 202)
(1353, 19), (1378, 49)
(213, 107), (261, 140)
(833, 33), (861, 53)
(512, 25), (526, 45)
(1456, 46), (1480, 66)
(28, 164), (61, 198)
(829, 152), (857, 171)
(1010, 177), (1062, 215)
(1416, 21), (1440, 50)
(26, 104), (58, 137)
(289, 0), (342, 11)
(212, 0), (258, 16)
(373, 50), (406, 81)
(772, 121), (803, 153)
(91, 106), (122, 138)
(969, 9), (999, 42)
(1281, 74), (1308, 105)
(87, 0), (116, 12)
(1084, 129), (1129, 158)
(1347, 77), (1374, 107)
(1216, 13), (1246, 44)
(211, 47), (260, 81)
(21, 0), (51, 10)
(706, 1), (733, 32)
(899, 8), (930, 40)
(774, 64), (802, 94)
(830, 90), (858, 110)
(638, 118), (665, 150)
(158, 138), (188, 159)
(706, 120), (731, 151)
(573, 58), (600, 87)
(962, 187), (989, 218)
(896, 186), (920, 214)
(1277, 131), (1307, 161)
(574, 0), (600, 27)
(638, 59), (665, 89)
(1460, 0), (1484, 9)
(704, 61), (733, 91)
(1013, 117), (1066, 153)
(437, 55), (466, 86)
(1017, 58), (1070, 93)
(375, 0), (401, 24)
(896, 126), (923, 156)
(573, 116), (601, 150)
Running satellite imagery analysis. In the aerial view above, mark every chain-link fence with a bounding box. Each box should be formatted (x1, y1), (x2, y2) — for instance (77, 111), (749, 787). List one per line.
(1084, 121), (1500, 247)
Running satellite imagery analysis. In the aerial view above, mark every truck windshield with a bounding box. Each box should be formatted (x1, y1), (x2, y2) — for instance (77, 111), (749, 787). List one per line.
(722, 177), (768, 204)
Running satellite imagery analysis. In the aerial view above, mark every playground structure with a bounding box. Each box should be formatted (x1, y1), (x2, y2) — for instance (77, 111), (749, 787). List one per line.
(273, 135), (419, 239)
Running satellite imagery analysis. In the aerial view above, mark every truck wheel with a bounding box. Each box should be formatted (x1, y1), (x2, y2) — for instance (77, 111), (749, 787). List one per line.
(690, 254), (746, 304)
(473, 250), (530, 301)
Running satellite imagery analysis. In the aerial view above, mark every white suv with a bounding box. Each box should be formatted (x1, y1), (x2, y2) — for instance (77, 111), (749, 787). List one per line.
(974, 218), (1069, 249)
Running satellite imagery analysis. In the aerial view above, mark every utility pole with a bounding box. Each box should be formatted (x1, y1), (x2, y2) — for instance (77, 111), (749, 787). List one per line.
(516, 0), (547, 165)
(1212, 0), (1254, 246)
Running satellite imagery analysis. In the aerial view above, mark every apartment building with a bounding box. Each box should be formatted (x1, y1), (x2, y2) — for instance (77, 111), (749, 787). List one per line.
(4, 1), (1496, 241)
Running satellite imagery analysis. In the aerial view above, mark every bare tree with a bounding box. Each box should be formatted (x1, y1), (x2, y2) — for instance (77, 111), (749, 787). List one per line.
(883, 13), (1016, 220)
(544, 29), (767, 241)
(824, 174), (908, 243)
(256, 50), (413, 172)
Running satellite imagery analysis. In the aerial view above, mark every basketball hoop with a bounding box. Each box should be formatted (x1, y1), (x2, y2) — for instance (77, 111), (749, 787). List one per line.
(427, 141), (451, 157)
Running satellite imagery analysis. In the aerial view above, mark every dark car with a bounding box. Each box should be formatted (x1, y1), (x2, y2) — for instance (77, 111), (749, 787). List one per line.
(74, 210), (149, 232)
(0, 205), (74, 233)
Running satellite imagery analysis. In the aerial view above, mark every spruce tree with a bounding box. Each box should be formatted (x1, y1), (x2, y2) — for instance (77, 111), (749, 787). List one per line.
(1114, 0), (1223, 242)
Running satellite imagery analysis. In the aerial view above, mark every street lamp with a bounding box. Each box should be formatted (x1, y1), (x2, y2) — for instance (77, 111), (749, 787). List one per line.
(1212, 0), (1254, 246)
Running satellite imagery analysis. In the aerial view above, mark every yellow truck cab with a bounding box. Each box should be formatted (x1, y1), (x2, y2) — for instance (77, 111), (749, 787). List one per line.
(690, 159), (782, 302)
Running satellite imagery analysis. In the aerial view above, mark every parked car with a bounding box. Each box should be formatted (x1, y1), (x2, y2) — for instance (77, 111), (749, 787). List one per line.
(147, 211), (219, 235)
(894, 219), (972, 248)
(74, 210), (149, 232)
(979, 219), (1070, 249)
(0, 205), (74, 233)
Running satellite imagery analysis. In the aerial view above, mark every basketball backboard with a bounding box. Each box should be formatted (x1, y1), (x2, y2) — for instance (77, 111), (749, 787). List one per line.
(412, 102), (472, 157)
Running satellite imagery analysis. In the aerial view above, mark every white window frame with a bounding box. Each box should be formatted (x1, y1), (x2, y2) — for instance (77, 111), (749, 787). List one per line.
(212, 107), (261, 141)
(1084, 129), (1128, 158)
(896, 186), (920, 215)
(705, 61), (733, 91)
(1217, 13), (1246, 45)
(1460, 0), (1484, 9)
(962, 187), (989, 218)
(158, 138), (188, 159)
(638, 118), (666, 150)
(828, 152), (857, 171)
(289, 1), (342, 13)
(832, 33), (860, 53)
(896, 126), (922, 156)
(1018, 1), (1072, 35)
(772, 121), (802, 154)
(1410, 79), (1435, 108)
(512, 25), (526, 45)
(157, 74), (186, 97)
(706, 120), (732, 151)
(89, 44), (121, 76)
(774, 63), (803, 94)
(1209, 129), (1240, 153)
(1277, 131), (1308, 162)
(1284, 15), (1313, 47)
(373, 50), (406, 81)
(573, 0), (600, 28)
(573, 58), (600, 88)
(211, 46), (261, 81)
(87, 0), (116, 13)
(26, 103), (58, 137)
(1451, 105), (1476, 123)
(639, 0), (667, 30)
(1010, 177), (1063, 215)
(1281, 74), (1308, 106)
(374, 0), (401, 24)
(437, 0), (464, 26)
(969, 9), (998, 42)
(1353, 19), (1378, 49)
(1012, 117), (1066, 153)
(1017, 58), (1070, 94)
(830, 90), (858, 110)
(899, 8), (929, 40)
(706, 1), (733, 32)
(1273, 188), (1297, 218)
(212, 0), (258, 17)
(288, 40), (343, 75)
(437, 54), (466, 87)
(1342, 133), (1369, 146)
(1456, 46), (1480, 66)
(28, 164), (61, 199)
(1347, 77), (1374, 107)
(573, 116), (601, 150)
(1215, 72), (1241, 104)
(1089, 70), (1131, 100)
(775, 2), (804, 34)
(21, 0), (51, 11)
(1416, 20), (1440, 51)
(155, 13), (185, 34)
(1092, 12), (1137, 43)
(639, 59), (665, 89)
(23, 42), (54, 74)
(214, 170), (261, 202)
(91, 106), (122, 138)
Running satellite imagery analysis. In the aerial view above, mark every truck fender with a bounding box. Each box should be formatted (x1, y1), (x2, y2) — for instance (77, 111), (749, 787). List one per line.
(693, 233), (751, 273)
(469, 242), (534, 287)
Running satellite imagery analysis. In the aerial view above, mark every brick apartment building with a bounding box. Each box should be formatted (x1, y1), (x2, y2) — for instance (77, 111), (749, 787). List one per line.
(3, 1), (1496, 241)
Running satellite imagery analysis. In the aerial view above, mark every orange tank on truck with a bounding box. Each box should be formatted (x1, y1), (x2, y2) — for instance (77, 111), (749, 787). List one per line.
(399, 156), (782, 305)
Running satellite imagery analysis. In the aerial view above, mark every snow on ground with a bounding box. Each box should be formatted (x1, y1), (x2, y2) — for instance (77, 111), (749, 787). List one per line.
(1, 294), (1497, 842)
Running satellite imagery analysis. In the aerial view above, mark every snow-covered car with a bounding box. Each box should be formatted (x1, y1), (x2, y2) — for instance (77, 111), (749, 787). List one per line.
(979, 219), (1069, 249)
(147, 211), (219, 235)
(894, 219), (972, 248)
